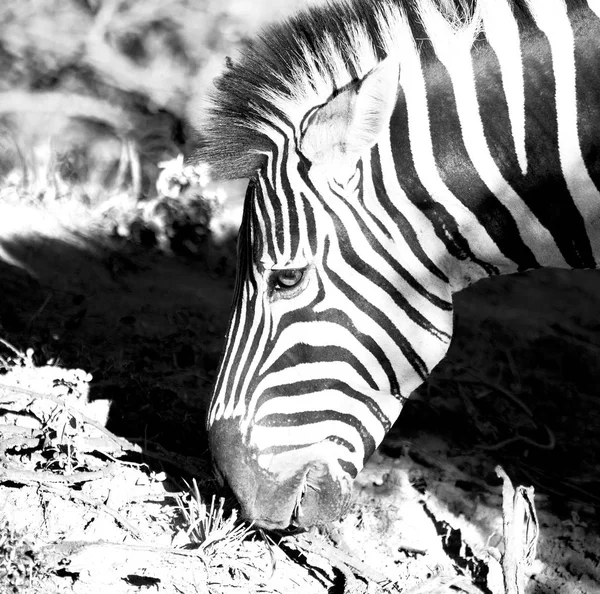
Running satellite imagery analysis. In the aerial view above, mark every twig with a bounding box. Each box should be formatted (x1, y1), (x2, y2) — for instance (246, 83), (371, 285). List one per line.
(127, 438), (210, 476)
(459, 369), (556, 452)
(258, 528), (278, 580)
(461, 370), (534, 418)
(0, 337), (25, 358)
(0, 382), (141, 455)
(46, 538), (207, 559)
(520, 465), (600, 505)
(41, 483), (143, 540)
(28, 294), (52, 327)
(480, 426), (556, 452)
(0, 466), (112, 486)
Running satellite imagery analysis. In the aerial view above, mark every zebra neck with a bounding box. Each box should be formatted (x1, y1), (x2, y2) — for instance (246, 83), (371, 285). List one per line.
(380, 1), (600, 294)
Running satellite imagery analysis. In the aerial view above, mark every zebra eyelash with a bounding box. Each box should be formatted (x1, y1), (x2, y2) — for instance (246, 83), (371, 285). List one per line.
(269, 268), (309, 300)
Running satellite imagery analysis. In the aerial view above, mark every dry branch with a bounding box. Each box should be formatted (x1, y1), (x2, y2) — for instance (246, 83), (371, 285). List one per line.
(41, 483), (144, 540)
(0, 381), (140, 455)
(495, 466), (539, 594)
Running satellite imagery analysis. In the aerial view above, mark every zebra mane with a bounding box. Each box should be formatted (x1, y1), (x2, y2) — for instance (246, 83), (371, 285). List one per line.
(191, 0), (540, 180)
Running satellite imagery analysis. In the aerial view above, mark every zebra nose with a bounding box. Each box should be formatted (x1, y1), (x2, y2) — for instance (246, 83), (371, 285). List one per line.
(209, 417), (299, 527)
(208, 418), (351, 528)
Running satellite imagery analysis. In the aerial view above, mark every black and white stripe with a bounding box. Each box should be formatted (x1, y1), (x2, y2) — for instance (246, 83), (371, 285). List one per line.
(196, 0), (600, 527)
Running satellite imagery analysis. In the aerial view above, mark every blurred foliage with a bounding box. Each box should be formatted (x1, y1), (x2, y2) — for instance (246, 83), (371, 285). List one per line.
(0, 0), (307, 204)
(0, 0), (284, 114)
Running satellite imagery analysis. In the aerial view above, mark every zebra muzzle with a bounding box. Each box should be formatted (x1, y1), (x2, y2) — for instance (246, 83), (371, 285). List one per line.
(209, 417), (353, 528)
(291, 461), (352, 528)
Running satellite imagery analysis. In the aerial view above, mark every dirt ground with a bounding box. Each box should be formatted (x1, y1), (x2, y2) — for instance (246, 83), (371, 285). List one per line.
(0, 194), (599, 594)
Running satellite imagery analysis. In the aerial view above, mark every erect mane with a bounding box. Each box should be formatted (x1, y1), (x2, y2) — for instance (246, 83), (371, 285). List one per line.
(191, 0), (540, 181)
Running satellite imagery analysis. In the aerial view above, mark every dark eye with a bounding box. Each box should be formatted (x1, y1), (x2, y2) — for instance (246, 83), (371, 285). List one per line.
(274, 269), (304, 290)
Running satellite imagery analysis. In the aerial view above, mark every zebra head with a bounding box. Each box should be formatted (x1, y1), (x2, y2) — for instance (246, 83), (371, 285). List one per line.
(203, 51), (456, 528)
(197, 0), (600, 528)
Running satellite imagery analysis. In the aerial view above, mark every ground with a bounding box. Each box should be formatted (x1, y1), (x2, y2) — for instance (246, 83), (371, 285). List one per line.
(0, 191), (599, 594)
(1, 0), (599, 592)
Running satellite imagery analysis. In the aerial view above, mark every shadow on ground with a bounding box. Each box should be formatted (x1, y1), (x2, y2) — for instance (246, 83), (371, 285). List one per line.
(392, 268), (600, 524)
(0, 231), (234, 461)
(2, 228), (600, 520)
(2, 228), (600, 492)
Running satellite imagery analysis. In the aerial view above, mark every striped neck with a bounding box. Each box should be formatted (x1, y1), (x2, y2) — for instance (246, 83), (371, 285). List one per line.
(380, 0), (600, 294)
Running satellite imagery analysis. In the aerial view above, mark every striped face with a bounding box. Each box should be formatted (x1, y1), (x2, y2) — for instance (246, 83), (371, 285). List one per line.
(207, 115), (455, 527)
(198, 0), (600, 530)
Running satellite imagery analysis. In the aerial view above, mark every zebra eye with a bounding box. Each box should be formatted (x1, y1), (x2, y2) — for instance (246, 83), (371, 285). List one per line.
(273, 268), (305, 290)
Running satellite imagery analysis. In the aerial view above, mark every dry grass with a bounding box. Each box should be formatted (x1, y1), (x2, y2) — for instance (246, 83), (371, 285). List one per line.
(174, 480), (253, 557)
(0, 518), (48, 593)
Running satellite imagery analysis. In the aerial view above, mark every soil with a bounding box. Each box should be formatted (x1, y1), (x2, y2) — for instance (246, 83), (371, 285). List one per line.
(0, 197), (599, 593)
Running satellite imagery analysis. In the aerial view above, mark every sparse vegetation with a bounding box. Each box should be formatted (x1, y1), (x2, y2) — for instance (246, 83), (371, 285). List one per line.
(174, 480), (253, 556)
(0, 518), (48, 593)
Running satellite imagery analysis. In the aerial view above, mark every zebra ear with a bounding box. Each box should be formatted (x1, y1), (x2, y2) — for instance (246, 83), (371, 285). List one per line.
(299, 58), (399, 166)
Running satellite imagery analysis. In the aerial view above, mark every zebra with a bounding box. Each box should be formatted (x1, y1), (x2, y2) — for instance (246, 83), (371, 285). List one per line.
(194, 0), (600, 529)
